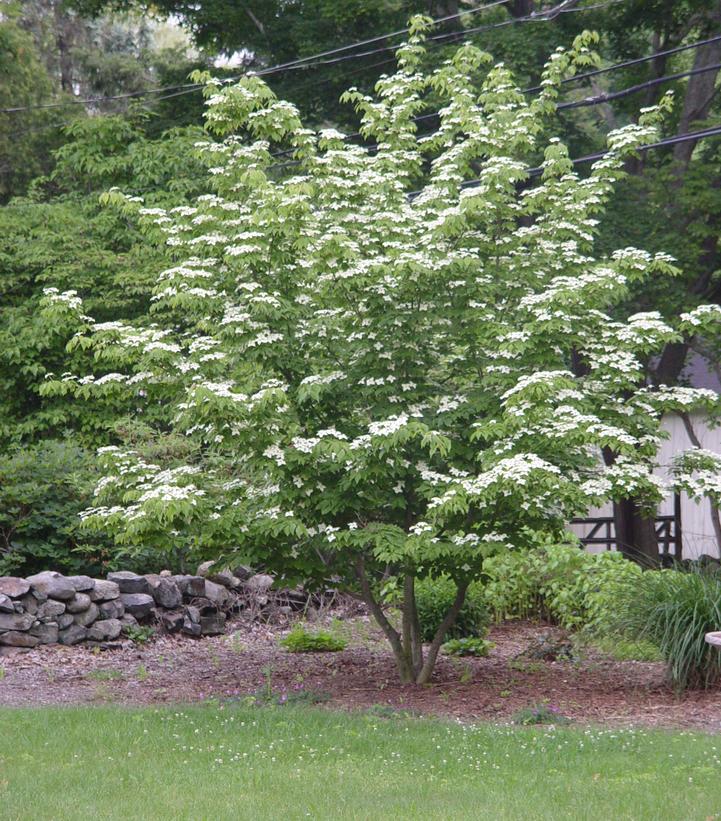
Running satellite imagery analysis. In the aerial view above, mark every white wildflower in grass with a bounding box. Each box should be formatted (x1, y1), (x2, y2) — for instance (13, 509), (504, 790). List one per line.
(42, 16), (721, 685)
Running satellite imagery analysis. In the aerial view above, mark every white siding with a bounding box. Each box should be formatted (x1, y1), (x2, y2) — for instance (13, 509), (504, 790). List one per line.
(569, 411), (721, 559)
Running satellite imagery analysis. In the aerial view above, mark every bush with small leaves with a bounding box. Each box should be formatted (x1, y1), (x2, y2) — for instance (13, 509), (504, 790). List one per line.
(122, 625), (155, 645)
(441, 637), (495, 657)
(279, 625), (347, 653)
(414, 577), (490, 642)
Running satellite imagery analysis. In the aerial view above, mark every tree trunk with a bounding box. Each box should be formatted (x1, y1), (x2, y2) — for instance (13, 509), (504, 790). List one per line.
(673, 10), (721, 171)
(613, 498), (660, 566)
(355, 558), (467, 684)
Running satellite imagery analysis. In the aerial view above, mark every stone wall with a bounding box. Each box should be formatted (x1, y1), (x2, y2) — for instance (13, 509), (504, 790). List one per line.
(0, 564), (291, 651)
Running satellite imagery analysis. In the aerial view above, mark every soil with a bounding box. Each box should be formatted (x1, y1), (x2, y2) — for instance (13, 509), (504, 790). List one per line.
(1, 617), (721, 731)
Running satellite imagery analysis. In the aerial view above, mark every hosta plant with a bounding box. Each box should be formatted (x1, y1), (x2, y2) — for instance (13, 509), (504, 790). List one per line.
(41, 18), (721, 683)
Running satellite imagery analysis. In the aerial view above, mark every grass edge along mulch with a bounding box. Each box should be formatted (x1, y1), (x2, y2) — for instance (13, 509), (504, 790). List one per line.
(2, 703), (721, 820)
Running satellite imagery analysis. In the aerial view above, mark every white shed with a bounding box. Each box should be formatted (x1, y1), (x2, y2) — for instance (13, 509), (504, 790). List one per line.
(569, 352), (721, 560)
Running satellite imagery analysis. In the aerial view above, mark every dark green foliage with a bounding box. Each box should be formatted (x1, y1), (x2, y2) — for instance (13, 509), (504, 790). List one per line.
(122, 625), (155, 644)
(0, 440), (113, 576)
(441, 637), (494, 657)
(613, 568), (721, 691)
(279, 625), (347, 653)
(414, 577), (490, 642)
(482, 542), (643, 633)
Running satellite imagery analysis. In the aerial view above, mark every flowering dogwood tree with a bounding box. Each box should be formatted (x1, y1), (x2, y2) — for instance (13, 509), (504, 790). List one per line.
(42, 19), (721, 683)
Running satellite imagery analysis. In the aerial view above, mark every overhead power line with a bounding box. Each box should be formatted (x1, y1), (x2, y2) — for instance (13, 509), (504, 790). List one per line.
(270, 51), (721, 161)
(449, 124), (721, 195)
(526, 32), (721, 92)
(0, 0), (511, 115)
(2, 0), (626, 116)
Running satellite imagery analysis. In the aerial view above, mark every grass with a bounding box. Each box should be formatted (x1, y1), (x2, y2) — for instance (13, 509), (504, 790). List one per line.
(2, 705), (721, 820)
(614, 567), (721, 689)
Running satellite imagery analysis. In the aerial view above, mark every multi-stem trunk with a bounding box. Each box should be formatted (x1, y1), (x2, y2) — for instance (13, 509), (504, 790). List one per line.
(355, 557), (468, 684)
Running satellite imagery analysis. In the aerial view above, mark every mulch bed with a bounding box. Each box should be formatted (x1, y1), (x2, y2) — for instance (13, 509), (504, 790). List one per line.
(1, 618), (720, 730)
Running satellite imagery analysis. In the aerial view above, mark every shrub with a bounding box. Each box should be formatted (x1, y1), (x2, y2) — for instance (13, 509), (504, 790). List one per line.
(482, 540), (642, 634)
(414, 577), (490, 642)
(122, 625), (155, 645)
(0, 440), (114, 577)
(441, 637), (494, 657)
(613, 567), (721, 690)
(279, 625), (347, 653)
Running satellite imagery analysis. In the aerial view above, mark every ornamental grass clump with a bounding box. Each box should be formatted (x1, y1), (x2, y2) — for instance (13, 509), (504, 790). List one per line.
(615, 567), (721, 690)
(40, 15), (721, 684)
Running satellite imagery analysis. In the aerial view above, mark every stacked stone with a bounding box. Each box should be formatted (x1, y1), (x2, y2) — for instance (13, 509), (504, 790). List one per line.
(0, 572), (127, 649)
(0, 565), (326, 650)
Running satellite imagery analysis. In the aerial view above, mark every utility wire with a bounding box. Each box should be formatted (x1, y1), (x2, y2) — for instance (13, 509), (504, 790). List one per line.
(0, 0), (512, 115)
(559, 60), (721, 110)
(270, 55), (721, 161)
(2, 0), (624, 116)
(308, 0), (621, 71)
(9, 124), (720, 206)
(526, 32), (721, 92)
(250, 0), (512, 74)
(446, 123), (721, 196)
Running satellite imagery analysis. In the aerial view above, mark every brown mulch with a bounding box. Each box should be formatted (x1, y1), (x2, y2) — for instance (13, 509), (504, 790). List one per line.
(1, 618), (720, 731)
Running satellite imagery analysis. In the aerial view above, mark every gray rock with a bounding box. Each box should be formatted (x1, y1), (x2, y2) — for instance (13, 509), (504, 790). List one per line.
(67, 575), (95, 592)
(200, 613), (226, 635)
(232, 565), (254, 582)
(20, 594), (38, 615)
(120, 613), (138, 627)
(0, 577), (30, 598)
(120, 593), (154, 619)
(159, 569), (172, 578)
(88, 580), (120, 602)
(31, 588), (48, 603)
(58, 625), (87, 645)
(73, 602), (99, 627)
(0, 612), (34, 632)
(204, 580), (230, 608)
(107, 571), (151, 595)
(99, 600), (125, 620)
(0, 646), (32, 657)
(37, 600), (66, 622)
(184, 605), (201, 624)
(66, 593), (92, 614)
(12, 601), (24, 613)
(172, 575), (206, 598)
(181, 616), (201, 637)
(0, 594), (14, 613)
(198, 561), (240, 590)
(57, 613), (74, 629)
(86, 619), (122, 641)
(0, 630), (40, 647)
(197, 560), (215, 578)
(161, 611), (184, 633)
(26, 571), (75, 601)
(245, 573), (274, 593)
(30, 623), (59, 644)
(146, 575), (182, 609)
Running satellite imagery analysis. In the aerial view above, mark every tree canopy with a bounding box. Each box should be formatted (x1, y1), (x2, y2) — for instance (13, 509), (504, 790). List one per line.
(39, 20), (721, 681)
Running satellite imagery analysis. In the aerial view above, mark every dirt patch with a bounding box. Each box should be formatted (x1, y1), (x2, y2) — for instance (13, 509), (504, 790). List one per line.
(1, 618), (720, 730)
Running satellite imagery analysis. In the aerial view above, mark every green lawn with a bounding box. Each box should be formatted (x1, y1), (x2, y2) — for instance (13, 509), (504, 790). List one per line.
(2, 704), (721, 820)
